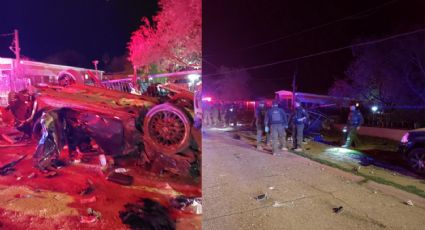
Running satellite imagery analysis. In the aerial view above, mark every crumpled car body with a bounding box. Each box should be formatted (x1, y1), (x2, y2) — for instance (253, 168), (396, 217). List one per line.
(8, 83), (200, 176)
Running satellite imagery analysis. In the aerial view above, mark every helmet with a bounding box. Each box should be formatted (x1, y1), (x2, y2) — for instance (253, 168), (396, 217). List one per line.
(272, 100), (279, 107)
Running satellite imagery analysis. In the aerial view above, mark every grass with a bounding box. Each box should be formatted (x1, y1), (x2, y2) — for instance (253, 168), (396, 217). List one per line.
(234, 128), (425, 199)
(290, 149), (425, 199)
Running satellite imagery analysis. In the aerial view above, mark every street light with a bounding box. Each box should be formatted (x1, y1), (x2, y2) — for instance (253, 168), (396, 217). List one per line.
(371, 105), (378, 113)
(188, 74), (200, 82)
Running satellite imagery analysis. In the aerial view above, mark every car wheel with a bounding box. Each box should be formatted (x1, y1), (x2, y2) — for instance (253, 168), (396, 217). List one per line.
(143, 103), (191, 155)
(58, 75), (76, 87)
(407, 148), (425, 175)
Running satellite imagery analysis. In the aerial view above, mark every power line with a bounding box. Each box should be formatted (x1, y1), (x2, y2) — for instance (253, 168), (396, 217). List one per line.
(204, 0), (398, 57)
(203, 28), (425, 77)
(0, 33), (14, 37)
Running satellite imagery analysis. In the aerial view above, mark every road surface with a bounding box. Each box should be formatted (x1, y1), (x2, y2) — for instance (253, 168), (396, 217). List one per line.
(203, 129), (425, 230)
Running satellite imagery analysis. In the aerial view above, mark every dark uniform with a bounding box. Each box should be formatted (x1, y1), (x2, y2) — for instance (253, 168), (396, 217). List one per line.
(265, 102), (288, 155)
(343, 106), (364, 148)
(255, 102), (267, 150)
(292, 104), (309, 150)
(211, 103), (220, 127)
(225, 103), (237, 127)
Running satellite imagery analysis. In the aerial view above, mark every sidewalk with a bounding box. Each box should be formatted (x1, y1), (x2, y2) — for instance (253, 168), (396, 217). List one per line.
(203, 130), (425, 230)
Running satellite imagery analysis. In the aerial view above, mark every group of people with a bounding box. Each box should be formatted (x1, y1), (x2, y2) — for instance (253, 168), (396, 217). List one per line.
(203, 101), (238, 128)
(254, 100), (364, 156)
(255, 100), (309, 155)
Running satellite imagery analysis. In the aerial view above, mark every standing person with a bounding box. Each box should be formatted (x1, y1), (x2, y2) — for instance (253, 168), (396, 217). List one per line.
(254, 101), (267, 150)
(264, 100), (289, 155)
(219, 101), (226, 127)
(292, 101), (309, 152)
(342, 104), (364, 148)
(213, 103), (221, 127)
(225, 103), (237, 127)
(203, 101), (213, 127)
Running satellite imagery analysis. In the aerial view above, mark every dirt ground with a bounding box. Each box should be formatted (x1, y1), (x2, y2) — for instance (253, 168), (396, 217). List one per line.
(0, 128), (201, 229)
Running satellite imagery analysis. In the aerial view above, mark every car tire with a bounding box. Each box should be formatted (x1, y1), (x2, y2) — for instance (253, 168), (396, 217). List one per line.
(143, 103), (191, 155)
(407, 147), (425, 175)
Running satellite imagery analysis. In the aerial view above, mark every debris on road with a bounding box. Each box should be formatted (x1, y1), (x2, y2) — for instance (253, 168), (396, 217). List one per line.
(232, 134), (241, 140)
(170, 196), (202, 214)
(114, 168), (130, 173)
(44, 171), (58, 178)
(268, 186), (275, 190)
(333, 206), (343, 213)
(272, 201), (284, 208)
(254, 193), (268, 201)
(119, 198), (176, 230)
(353, 166), (361, 172)
(80, 179), (95, 195)
(27, 172), (36, 179)
(106, 172), (134, 186)
(80, 196), (97, 204)
(405, 200), (414, 206)
(80, 215), (98, 224)
(0, 155), (27, 176)
(191, 199), (202, 214)
(87, 207), (102, 219)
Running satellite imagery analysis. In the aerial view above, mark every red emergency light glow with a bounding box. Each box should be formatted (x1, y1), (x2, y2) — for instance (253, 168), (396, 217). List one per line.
(202, 97), (212, 102)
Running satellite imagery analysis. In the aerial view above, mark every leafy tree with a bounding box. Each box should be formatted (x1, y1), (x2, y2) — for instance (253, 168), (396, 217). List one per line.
(204, 66), (253, 101)
(329, 33), (425, 106)
(329, 33), (425, 124)
(128, 0), (201, 73)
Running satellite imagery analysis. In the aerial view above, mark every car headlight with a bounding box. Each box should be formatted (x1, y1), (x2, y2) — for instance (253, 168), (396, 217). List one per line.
(401, 132), (409, 144)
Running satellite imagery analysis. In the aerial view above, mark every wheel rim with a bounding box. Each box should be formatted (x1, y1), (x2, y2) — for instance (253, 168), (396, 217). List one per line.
(409, 151), (425, 173)
(148, 110), (186, 148)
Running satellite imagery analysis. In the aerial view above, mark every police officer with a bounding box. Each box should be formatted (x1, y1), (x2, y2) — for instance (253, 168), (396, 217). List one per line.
(265, 100), (289, 155)
(254, 100), (267, 150)
(225, 103), (237, 127)
(212, 103), (220, 127)
(292, 101), (309, 152)
(342, 104), (364, 148)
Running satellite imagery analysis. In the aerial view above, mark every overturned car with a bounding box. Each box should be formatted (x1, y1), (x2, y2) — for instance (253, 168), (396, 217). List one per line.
(7, 83), (201, 177)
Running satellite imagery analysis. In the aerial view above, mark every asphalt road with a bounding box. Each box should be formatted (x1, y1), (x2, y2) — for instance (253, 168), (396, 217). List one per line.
(203, 129), (425, 230)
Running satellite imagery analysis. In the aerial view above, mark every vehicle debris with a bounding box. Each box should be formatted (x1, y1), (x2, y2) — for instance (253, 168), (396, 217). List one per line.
(27, 172), (36, 179)
(254, 193), (268, 201)
(80, 215), (98, 224)
(44, 171), (58, 178)
(87, 207), (102, 219)
(272, 201), (285, 208)
(119, 198), (176, 230)
(114, 168), (130, 173)
(170, 196), (202, 214)
(106, 172), (134, 186)
(80, 196), (97, 204)
(0, 155), (27, 176)
(333, 206), (343, 213)
(405, 200), (414, 206)
(8, 83), (200, 177)
(80, 179), (95, 195)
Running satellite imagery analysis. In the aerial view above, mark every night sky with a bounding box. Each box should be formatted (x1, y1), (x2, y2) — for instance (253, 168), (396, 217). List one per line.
(203, 0), (425, 98)
(0, 0), (158, 69)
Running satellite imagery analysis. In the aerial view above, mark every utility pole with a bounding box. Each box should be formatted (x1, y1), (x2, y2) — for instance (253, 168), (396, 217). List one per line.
(292, 68), (297, 109)
(8, 29), (21, 92)
(92, 60), (99, 79)
(14, 29), (20, 63)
